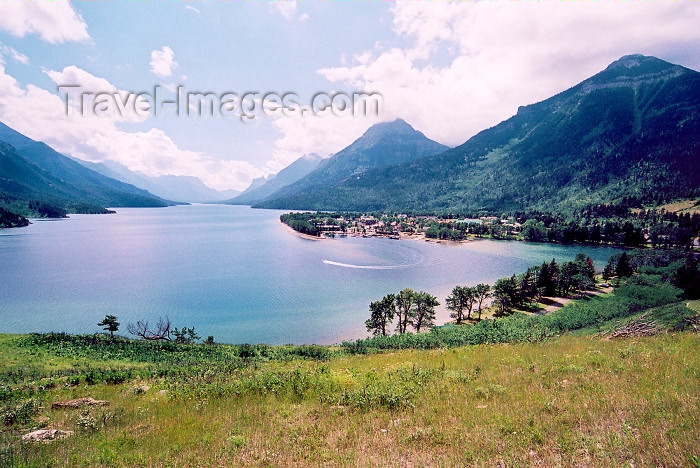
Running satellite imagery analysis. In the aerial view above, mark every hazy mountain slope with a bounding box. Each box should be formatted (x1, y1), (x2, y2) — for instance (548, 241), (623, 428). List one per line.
(226, 153), (323, 205)
(0, 142), (110, 215)
(260, 55), (700, 212)
(149, 175), (239, 203)
(0, 142), (78, 202)
(0, 122), (173, 209)
(74, 159), (239, 203)
(257, 119), (449, 208)
(239, 175), (274, 195)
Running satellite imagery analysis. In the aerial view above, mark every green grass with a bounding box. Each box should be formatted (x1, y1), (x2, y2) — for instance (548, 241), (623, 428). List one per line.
(572, 301), (698, 336)
(688, 300), (700, 313)
(1, 332), (698, 467)
(1, 262), (698, 467)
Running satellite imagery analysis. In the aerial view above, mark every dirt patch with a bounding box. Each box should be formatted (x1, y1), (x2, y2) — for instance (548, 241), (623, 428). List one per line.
(52, 397), (109, 409)
(541, 286), (613, 314)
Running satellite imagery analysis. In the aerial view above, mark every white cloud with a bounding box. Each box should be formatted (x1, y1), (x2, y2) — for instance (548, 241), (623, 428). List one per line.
(0, 63), (261, 190)
(272, 0), (700, 157)
(0, 43), (29, 65)
(150, 46), (178, 78)
(298, 13), (310, 23)
(0, 1), (89, 43)
(269, 113), (377, 172)
(185, 5), (200, 14)
(269, 0), (297, 20)
(43, 65), (152, 125)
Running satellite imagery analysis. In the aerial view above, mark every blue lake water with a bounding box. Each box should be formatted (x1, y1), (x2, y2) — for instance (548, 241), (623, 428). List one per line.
(0, 205), (622, 344)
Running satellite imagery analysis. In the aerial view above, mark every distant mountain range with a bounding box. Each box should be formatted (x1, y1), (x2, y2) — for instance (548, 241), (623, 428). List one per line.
(225, 153), (324, 206)
(0, 122), (175, 218)
(74, 159), (239, 203)
(256, 119), (450, 208)
(258, 55), (700, 212)
(2, 54), (698, 223)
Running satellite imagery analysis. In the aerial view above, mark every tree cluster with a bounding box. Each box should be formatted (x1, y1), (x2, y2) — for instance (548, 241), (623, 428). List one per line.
(173, 327), (200, 344)
(368, 253), (601, 332)
(429, 204), (700, 249)
(604, 249), (700, 299)
(492, 254), (597, 315)
(445, 284), (491, 323)
(365, 289), (440, 337)
(280, 213), (321, 236)
(280, 212), (349, 237)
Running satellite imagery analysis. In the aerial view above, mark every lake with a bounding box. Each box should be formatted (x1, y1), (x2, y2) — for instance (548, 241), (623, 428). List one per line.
(0, 205), (622, 344)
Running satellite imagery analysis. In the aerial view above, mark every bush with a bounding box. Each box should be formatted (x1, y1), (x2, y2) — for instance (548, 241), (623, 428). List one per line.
(1, 398), (41, 426)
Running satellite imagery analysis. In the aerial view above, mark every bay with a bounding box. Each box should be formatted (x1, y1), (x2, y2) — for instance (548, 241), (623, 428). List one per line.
(0, 205), (622, 344)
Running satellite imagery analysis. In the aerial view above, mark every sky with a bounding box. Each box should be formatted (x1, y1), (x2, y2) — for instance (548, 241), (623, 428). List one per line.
(0, 0), (698, 191)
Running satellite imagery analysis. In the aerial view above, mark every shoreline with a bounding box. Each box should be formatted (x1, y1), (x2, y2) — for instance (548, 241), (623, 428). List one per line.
(278, 219), (328, 241)
(279, 224), (481, 245)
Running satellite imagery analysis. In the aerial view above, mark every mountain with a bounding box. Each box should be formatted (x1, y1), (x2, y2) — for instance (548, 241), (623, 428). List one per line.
(226, 153), (324, 205)
(74, 159), (239, 203)
(240, 175), (275, 195)
(256, 119), (450, 208)
(0, 122), (174, 216)
(258, 55), (700, 212)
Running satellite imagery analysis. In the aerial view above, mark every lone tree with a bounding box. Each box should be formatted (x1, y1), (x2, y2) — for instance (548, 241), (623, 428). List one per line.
(413, 292), (439, 332)
(446, 286), (475, 324)
(395, 288), (416, 334)
(365, 294), (396, 336)
(173, 327), (200, 344)
(473, 283), (491, 320)
(127, 316), (172, 341)
(537, 260), (558, 297)
(672, 255), (700, 299)
(97, 315), (119, 338)
(493, 276), (518, 316)
(602, 261), (614, 281)
(616, 252), (634, 278)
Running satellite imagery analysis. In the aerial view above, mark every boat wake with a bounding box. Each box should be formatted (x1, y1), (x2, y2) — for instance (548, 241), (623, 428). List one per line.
(322, 259), (409, 270)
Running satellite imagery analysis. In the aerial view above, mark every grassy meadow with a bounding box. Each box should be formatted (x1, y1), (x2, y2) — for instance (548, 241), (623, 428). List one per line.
(1, 327), (698, 467)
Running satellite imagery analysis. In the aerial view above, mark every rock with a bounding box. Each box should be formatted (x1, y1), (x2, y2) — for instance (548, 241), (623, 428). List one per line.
(51, 397), (109, 409)
(132, 385), (150, 395)
(22, 429), (73, 443)
(156, 390), (168, 397)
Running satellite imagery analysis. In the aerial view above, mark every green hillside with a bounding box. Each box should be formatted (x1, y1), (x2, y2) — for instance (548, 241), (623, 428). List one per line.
(257, 119), (449, 208)
(259, 55), (700, 212)
(1, 332), (697, 467)
(0, 122), (175, 218)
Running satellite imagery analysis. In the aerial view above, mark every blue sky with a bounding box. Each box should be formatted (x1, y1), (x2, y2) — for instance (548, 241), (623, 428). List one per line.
(0, 1), (699, 190)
